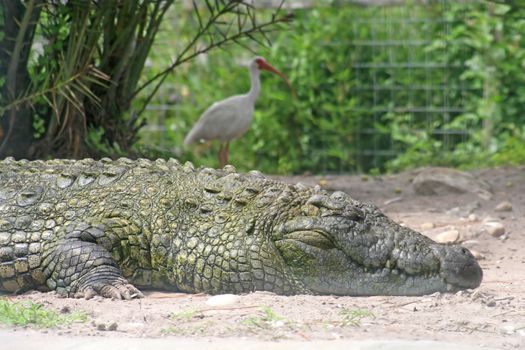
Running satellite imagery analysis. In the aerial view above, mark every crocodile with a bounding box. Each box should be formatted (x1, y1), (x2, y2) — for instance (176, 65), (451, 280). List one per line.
(0, 158), (482, 299)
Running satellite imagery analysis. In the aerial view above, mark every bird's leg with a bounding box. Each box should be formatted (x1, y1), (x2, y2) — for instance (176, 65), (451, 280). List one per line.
(224, 142), (230, 166)
(218, 142), (230, 168)
(219, 142), (226, 168)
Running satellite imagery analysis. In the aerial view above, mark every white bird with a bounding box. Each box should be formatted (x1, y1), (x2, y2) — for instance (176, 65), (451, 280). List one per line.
(184, 57), (291, 168)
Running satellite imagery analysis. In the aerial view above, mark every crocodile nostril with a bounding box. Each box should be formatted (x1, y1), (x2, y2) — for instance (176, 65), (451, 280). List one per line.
(348, 208), (365, 222)
(330, 191), (347, 202)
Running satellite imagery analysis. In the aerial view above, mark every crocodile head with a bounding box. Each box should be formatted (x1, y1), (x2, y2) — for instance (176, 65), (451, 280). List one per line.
(273, 190), (483, 296)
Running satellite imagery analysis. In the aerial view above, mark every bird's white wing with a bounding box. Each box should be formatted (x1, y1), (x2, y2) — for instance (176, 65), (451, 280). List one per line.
(184, 95), (254, 144)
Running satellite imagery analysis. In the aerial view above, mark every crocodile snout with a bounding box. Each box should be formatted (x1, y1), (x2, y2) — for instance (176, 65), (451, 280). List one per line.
(433, 245), (483, 289)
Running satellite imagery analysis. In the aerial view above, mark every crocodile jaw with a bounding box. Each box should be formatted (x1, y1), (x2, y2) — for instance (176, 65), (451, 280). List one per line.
(274, 198), (482, 296)
(275, 237), (482, 296)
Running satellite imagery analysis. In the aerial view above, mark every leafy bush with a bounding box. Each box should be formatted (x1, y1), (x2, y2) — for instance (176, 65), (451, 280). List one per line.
(139, 5), (384, 173)
(385, 1), (525, 172)
(138, 1), (525, 174)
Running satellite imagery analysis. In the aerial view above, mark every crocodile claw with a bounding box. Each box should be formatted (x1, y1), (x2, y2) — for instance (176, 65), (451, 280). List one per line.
(74, 280), (144, 300)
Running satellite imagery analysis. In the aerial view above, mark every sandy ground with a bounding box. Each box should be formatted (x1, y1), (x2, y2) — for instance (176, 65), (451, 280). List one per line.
(1, 166), (524, 349)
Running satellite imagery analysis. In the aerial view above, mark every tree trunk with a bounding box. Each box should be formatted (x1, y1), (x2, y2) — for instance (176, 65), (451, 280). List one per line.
(0, 1), (42, 159)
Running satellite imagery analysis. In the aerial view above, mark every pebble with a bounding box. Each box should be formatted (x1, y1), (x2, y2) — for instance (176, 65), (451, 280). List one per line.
(467, 214), (478, 222)
(495, 200), (513, 212)
(205, 294), (240, 307)
(485, 300), (496, 307)
(434, 230), (460, 243)
(420, 222), (435, 230)
(485, 222), (506, 237)
(483, 216), (500, 223)
(469, 249), (484, 260)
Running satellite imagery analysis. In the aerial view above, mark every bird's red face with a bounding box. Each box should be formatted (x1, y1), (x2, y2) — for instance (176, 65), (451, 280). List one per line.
(255, 58), (292, 90)
(255, 58), (268, 69)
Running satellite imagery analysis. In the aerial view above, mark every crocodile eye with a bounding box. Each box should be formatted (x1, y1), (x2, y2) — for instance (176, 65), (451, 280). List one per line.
(346, 207), (365, 222)
(284, 230), (336, 250)
(301, 204), (319, 217)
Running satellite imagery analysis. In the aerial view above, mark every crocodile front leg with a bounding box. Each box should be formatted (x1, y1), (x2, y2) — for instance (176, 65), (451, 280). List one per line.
(42, 222), (144, 299)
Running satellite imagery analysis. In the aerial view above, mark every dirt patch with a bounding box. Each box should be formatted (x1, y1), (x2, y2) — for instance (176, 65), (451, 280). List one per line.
(2, 167), (524, 349)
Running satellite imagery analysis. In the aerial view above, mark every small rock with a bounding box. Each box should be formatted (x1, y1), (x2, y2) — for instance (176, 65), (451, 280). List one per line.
(420, 222), (435, 230)
(205, 294), (240, 307)
(60, 306), (71, 314)
(495, 200), (512, 212)
(469, 249), (484, 260)
(498, 232), (510, 241)
(485, 222), (506, 237)
(483, 216), (500, 223)
(97, 323), (106, 331)
(107, 322), (118, 331)
(486, 300), (496, 307)
(467, 214), (479, 222)
(434, 230), (460, 243)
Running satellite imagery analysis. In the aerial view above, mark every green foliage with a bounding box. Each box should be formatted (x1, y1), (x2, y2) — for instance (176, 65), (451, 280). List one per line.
(385, 1), (525, 172)
(0, 299), (87, 328)
(241, 306), (287, 329)
(488, 132), (525, 166)
(169, 308), (200, 321)
(1, 1), (289, 159)
(85, 126), (126, 158)
(142, 1), (525, 174)
(339, 308), (375, 327)
(144, 5), (368, 173)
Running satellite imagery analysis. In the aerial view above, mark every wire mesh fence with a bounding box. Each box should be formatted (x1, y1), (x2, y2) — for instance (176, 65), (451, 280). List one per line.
(345, 1), (478, 171)
(141, 0), (481, 173)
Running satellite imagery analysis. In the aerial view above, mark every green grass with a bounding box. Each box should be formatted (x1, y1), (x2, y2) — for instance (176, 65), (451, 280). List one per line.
(241, 306), (287, 329)
(0, 299), (87, 328)
(339, 308), (375, 326)
(169, 308), (200, 321)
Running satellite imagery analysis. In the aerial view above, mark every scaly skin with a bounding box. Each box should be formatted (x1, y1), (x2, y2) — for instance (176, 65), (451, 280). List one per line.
(0, 158), (482, 299)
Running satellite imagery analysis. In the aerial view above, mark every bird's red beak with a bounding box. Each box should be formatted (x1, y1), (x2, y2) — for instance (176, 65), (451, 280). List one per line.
(257, 59), (293, 91)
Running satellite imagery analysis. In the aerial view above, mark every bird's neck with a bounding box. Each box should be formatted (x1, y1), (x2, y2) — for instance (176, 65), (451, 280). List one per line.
(247, 66), (261, 103)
